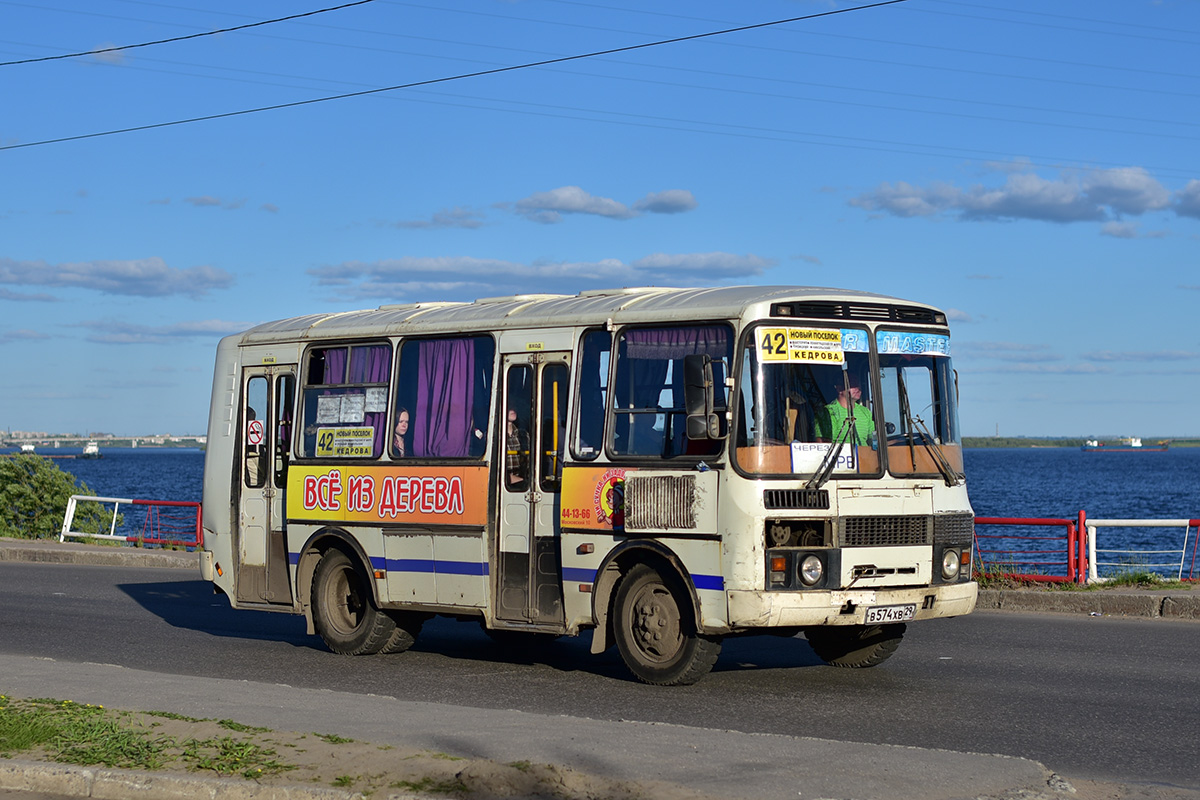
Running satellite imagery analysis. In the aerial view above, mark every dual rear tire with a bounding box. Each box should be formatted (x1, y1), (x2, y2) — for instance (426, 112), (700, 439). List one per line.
(805, 623), (906, 668)
(311, 549), (423, 656)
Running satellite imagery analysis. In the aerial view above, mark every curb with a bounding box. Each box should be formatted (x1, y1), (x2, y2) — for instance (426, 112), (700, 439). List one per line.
(0, 540), (196, 571)
(0, 758), (359, 800)
(977, 588), (1200, 620)
(0, 758), (432, 800)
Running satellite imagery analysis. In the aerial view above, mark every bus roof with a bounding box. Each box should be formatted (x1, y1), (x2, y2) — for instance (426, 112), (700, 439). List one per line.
(233, 285), (946, 345)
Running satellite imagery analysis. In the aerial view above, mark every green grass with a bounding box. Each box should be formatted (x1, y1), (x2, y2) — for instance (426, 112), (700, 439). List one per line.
(390, 776), (469, 794)
(315, 732), (354, 744)
(0, 696), (294, 779)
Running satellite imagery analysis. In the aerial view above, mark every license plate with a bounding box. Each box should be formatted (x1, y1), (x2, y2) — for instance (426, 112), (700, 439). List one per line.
(865, 603), (916, 624)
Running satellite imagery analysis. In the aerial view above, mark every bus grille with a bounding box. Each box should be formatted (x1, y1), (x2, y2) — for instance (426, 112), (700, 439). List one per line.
(839, 515), (932, 547)
(625, 475), (696, 530)
(934, 513), (974, 546)
(764, 489), (830, 510)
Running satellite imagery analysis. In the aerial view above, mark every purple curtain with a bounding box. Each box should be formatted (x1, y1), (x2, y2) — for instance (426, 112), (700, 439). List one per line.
(414, 339), (475, 457)
(321, 348), (347, 385)
(350, 345), (391, 456)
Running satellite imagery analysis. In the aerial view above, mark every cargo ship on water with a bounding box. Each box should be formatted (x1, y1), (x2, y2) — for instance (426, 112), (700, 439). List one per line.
(1081, 437), (1168, 452)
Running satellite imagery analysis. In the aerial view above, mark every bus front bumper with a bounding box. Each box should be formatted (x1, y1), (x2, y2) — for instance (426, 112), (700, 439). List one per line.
(726, 581), (978, 630)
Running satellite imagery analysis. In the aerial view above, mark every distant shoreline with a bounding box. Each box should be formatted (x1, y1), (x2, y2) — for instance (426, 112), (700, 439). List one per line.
(963, 437), (1198, 448)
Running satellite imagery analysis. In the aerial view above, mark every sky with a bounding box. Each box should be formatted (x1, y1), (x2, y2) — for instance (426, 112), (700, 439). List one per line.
(2, 0), (1198, 439)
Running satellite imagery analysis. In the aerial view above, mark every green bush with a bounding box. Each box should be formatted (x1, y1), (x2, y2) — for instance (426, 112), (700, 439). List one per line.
(0, 455), (112, 540)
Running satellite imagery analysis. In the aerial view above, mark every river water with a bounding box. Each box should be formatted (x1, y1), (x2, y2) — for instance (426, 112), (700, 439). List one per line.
(10, 444), (1199, 575)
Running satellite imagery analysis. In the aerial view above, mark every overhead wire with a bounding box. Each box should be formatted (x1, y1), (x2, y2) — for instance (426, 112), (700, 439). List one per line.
(0, 0), (376, 67)
(0, 0), (910, 152)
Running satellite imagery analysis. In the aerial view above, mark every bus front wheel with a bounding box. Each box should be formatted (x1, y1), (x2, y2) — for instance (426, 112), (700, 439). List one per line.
(613, 564), (722, 685)
(806, 623), (906, 668)
(311, 549), (397, 656)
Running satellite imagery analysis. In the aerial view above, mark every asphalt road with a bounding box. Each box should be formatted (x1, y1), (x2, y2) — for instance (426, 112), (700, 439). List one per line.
(1, 561), (1197, 791)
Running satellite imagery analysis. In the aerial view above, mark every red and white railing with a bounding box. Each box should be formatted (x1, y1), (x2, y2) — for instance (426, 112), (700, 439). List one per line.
(60, 495), (202, 549)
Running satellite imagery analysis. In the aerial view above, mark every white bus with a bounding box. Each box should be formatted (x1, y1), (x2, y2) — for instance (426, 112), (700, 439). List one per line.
(201, 286), (976, 685)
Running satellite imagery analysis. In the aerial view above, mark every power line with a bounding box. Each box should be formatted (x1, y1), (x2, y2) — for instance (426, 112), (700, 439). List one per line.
(0, 0), (376, 67)
(0, 0), (908, 152)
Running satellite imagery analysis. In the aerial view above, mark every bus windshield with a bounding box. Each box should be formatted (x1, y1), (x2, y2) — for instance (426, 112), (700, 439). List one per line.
(734, 326), (880, 477)
(877, 331), (963, 479)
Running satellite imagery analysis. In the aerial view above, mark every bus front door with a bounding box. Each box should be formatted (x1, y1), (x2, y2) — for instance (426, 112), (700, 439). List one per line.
(495, 354), (569, 626)
(236, 366), (296, 606)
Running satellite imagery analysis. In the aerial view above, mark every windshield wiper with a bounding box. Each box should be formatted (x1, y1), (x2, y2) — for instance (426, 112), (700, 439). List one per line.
(805, 414), (855, 491)
(895, 374), (961, 487)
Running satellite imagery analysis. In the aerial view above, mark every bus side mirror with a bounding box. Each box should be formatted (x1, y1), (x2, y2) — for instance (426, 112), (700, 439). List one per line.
(684, 354), (724, 440)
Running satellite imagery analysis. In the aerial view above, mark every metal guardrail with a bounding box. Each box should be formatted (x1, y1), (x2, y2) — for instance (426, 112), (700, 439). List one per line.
(1086, 519), (1199, 583)
(976, 512), (1199, 584)
(974, 516), (1085, 583)
(60, 495), (202, 549)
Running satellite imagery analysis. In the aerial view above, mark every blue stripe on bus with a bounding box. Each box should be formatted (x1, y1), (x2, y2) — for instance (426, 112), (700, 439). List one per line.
(289, 553), (720, 589)
(561, 567), (723, 591)
(561, 566), (597, 583)
(287, 553), (488, 577)
(385, 558), (489, 576)
(692, 574), (725, 591)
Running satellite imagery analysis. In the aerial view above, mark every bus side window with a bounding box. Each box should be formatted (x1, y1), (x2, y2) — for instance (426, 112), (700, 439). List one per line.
(395, 336), (496, 459)
(573, 330), (610, 461)
(299, 344), (391, 458)
(244, 376), (268, 487)
(611, 325), (731, 459)
(274, 374), (295, 487)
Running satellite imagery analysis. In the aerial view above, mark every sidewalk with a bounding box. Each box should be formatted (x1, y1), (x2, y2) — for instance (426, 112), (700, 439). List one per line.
(1, 536), (1197, 800)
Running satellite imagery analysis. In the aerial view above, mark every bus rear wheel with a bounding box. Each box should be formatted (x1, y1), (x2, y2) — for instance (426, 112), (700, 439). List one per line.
(613, 564), (722, 686)
(312, 549), (397, 656)
(806, 623), (906, 668)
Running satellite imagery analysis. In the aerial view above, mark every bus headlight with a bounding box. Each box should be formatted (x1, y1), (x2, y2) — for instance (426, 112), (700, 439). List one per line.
(941, 549), (961, 580)
(799, 554), (824, 586)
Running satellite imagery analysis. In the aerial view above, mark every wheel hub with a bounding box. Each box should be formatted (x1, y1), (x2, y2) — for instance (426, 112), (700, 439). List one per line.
(631, 586), (681, 660)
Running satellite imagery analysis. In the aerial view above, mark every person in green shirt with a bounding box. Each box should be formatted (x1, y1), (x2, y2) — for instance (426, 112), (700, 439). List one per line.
(814, 376), (876, 445)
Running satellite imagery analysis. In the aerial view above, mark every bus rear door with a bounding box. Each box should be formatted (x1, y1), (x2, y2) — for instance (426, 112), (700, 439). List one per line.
(495, 353), (570, 626)
(236, 364), (296, 606)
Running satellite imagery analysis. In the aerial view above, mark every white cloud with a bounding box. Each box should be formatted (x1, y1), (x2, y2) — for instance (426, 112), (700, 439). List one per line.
(988, 363), (1113, 374)
(954, 341), (1061, 362)
(2, 329), (50, 341)
(1101, 221), (1139, 239)
(1175, 180), (1200, 219)
(944, 308), (973, 322)
(393, 207), (485, 230)
(1082, 350), (1199, 362)
(514, 186), (636, 223)
(73, 318), (255, 344)
(184, 196), (245, 210)
(632, 189), (698, 215)
(0, 287), (58, 302)
(88, 43), (125, 65)
(512, 186), (698, 223)
(309, 251), (774, 301)
(850, 165), (1191, 227)
(0, 257), (233, 298)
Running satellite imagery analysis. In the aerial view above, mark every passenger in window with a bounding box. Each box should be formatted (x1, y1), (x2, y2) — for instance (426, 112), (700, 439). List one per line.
(506, 408), (529, 488)
(392, 408), (410, 457)
(815, 375), (875, 445)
